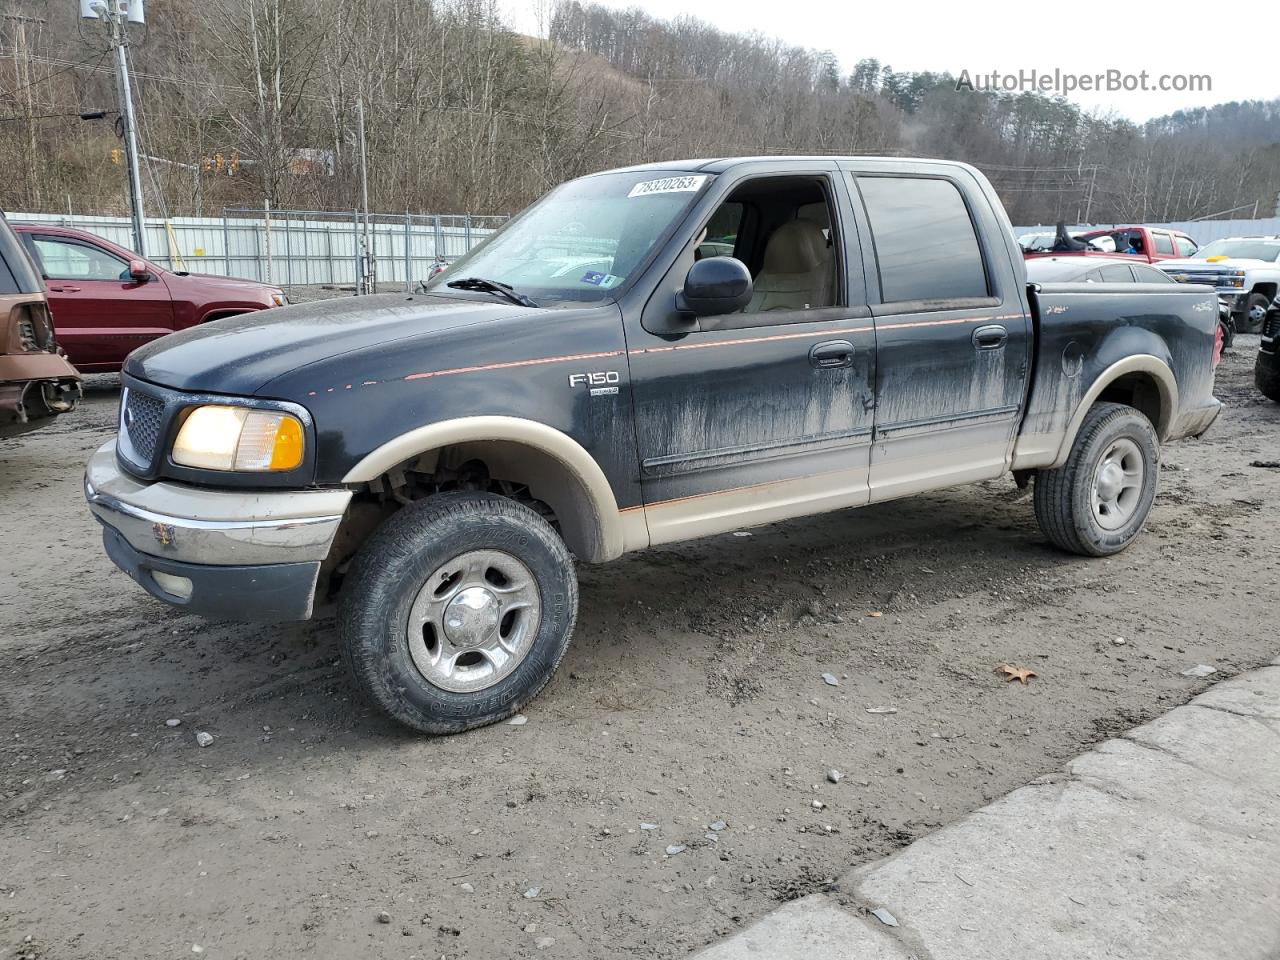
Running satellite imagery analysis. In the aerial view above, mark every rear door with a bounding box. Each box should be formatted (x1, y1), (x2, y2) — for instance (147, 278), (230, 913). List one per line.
(844, 164), (1032, 502)
(1150, 231), (1177, 261)
(22, 233), (173, 369)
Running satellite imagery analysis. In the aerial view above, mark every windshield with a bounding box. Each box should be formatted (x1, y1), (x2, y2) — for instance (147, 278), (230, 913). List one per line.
(1195, 239), (1280, 262)
(426, 171), (711, 303)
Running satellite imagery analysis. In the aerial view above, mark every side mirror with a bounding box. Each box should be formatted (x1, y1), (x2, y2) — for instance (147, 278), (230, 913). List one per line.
(128, 259), (149, 281)
(677, 256), (752, 316)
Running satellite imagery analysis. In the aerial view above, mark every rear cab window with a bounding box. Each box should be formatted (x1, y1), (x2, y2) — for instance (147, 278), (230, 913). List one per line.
(1152, 233), (1175, 256)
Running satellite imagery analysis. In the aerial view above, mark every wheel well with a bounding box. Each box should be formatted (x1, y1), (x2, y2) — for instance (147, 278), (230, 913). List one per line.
(1096, 372), (1168, 436)
(1251, 283), (1277, 302)
(323, 440), (607, 597)
(201, 309), (248, 323)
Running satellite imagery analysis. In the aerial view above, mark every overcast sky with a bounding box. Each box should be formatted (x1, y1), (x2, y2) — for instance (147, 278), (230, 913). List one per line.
(506, 0), (1275, 123)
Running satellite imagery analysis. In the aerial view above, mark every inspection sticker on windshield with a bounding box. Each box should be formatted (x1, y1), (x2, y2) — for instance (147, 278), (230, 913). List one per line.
(581, 271), (621, 288)
(627, 175), (707, 198)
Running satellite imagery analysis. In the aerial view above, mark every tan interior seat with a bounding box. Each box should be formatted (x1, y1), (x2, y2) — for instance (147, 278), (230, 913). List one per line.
(745, 219), (832, 313)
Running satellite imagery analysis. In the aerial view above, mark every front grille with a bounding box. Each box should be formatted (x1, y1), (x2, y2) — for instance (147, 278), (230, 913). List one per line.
(123, 389), (165, 462)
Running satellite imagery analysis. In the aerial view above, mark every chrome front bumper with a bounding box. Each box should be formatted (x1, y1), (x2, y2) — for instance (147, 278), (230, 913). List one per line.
(84, 439), (352, 620)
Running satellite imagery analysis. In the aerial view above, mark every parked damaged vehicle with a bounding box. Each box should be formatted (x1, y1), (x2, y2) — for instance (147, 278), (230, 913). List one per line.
(0, 213), (80, 438)
(1257, 296), (1280, 404)
(84, 157), (1222, 734)
(13, 224), (286, 373)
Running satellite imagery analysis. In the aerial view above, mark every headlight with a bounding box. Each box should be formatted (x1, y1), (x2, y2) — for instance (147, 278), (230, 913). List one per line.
(1223, 272), (1245, 288)
(171, 405), (304, 472)
(271, 291), (288, 306)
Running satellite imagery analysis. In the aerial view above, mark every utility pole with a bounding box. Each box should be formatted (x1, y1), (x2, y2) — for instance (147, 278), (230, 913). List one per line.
(356, 96), (372, 294)
(86, 0), (146, 254)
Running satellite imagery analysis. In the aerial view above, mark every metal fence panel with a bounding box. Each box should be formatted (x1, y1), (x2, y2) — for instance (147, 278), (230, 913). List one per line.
(8, 208), (505, 290)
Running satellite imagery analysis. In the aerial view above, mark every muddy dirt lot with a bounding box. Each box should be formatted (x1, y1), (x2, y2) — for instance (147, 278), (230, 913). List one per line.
(2, 340), (1277, 960)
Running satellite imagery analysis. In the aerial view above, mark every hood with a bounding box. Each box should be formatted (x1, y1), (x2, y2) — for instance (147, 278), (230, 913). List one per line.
(167, 272), (278, 294)
(125, 292), (528, 395)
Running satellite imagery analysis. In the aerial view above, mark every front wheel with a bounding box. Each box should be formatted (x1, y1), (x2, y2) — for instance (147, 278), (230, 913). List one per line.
(1033, 402), (1159, 556)
(339, 492), (578, 734)
(1240, 293), (1271, 335)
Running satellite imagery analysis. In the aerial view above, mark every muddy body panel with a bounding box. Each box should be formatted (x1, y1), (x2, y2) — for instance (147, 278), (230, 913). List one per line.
(1012, 281), (1221, 469)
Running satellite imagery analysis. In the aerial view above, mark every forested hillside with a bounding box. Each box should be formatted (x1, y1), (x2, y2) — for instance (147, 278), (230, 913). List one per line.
(3, 0), (1277, 223)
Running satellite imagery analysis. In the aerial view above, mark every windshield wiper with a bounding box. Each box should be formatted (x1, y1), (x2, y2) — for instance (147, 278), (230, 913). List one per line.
(445, 276), (539, 308)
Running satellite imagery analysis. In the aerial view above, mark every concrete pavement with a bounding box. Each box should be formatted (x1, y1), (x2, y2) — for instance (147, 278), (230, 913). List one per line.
(693, 660), (1280, 960)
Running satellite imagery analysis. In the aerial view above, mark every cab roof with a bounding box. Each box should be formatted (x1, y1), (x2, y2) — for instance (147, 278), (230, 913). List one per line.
(591, 155), (978, 176)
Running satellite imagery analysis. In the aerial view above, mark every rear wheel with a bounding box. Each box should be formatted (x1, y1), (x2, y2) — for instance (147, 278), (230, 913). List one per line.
(339, 491), (577, 734)
(1033, 402), (1159, 556)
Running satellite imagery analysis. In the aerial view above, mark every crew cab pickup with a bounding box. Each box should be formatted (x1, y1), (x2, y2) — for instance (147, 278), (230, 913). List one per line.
(14, 224), (286, 372)
(83, 156), (1222, 734)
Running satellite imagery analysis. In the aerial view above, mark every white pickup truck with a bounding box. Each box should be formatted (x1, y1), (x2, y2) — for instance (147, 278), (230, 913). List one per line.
(1157, 236), (1280, 335)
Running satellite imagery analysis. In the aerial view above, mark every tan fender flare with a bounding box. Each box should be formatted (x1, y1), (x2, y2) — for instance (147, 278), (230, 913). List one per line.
(342, 416), (645, 562)
(1051, 355), (1178, 467)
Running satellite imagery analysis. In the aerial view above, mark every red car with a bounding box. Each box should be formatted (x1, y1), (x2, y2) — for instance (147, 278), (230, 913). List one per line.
(14, 224), (285, 372)
(1023, 224), (1199, 264)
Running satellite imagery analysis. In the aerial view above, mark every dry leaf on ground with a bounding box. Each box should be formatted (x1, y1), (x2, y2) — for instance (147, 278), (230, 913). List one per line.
(997, 664), (1038, 685)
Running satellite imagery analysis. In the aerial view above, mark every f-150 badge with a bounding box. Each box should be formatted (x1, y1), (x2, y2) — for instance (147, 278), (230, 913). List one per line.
(568, 371), (620, 396)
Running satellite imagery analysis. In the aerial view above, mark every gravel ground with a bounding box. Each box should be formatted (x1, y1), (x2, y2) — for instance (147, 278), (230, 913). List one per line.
(1, 337), (1277, 960)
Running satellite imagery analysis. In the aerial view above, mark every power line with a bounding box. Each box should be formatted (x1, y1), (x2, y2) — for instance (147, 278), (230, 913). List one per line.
(0, 48), (110, 102)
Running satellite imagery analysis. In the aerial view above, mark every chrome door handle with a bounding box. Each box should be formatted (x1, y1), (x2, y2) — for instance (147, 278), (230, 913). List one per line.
(809, 339), (855, 369)
(972, 324), (1008, 350)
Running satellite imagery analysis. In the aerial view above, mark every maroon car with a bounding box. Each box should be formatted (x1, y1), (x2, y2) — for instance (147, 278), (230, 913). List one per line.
(14, 224), (285, 372)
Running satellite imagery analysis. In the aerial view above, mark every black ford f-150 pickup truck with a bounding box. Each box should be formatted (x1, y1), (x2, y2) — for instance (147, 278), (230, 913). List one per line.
(84, 156), (1222, 734)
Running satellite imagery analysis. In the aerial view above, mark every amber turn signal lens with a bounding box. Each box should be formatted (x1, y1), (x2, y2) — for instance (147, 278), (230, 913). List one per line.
(269, 415), (304, 470)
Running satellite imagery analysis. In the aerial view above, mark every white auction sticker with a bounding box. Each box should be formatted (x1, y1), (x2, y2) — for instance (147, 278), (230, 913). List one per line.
(627, 175), (708, 198)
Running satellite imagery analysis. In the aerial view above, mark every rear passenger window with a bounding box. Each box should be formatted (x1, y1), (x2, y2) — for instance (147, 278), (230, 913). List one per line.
(1152, 233), (1174, 256)
(857, 176), (988, 302)
(1099, 264), (1135, 282)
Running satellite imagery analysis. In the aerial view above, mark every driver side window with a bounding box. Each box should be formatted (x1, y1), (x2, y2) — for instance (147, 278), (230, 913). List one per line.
(694, 175), (844, 330)
(32, 237), (128, 281)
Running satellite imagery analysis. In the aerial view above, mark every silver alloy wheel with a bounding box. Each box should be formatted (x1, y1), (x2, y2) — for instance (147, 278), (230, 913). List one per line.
(1090, 437), (1144, 531)
(1250, 300), (1268, 324)
(406, 549), (542, 693)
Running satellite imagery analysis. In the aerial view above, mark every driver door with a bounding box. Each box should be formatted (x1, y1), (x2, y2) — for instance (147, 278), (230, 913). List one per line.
(625, 163), (877, 544)
(24, 233), (173, 369)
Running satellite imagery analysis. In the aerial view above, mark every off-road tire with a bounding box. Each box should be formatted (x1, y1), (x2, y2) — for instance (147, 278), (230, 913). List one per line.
(339, 491), (577, 735)
(1240, 292), (1271, 335)
(1033, 402), (1159, 557)
(1257, 355), (1280, 404)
